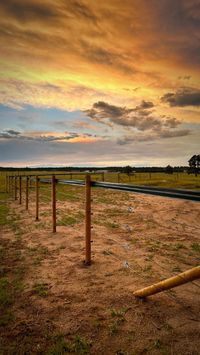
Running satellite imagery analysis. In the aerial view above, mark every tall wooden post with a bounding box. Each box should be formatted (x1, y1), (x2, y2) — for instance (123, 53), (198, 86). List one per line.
(35, 176), (39, 221)
(14, 176), (17, 200)
(85, 174), (91, 265)
(5, 174), (7, 193)
(26, 176), (29, 210)
(12, 176), (14, 198)
(9, 176), (11, 194)
(52, 175), (56, 233)
(19, 176), (22, 204)
(102, 172), (105, 181)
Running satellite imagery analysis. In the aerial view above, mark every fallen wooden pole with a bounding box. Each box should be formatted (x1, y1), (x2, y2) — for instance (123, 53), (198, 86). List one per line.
(133, 265), (200, 298)
(85, 174), (91, 265)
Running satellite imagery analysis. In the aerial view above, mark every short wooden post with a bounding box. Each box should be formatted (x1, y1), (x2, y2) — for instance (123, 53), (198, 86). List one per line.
(102, 172), (105, 182)
(133, 265), (200, 298)
(52, 175), (56, 233)
(85, 174), (91, 265)
(26, 176), (29, 210)
(19, 176), (22, 204)
(35, 176), (39, 221)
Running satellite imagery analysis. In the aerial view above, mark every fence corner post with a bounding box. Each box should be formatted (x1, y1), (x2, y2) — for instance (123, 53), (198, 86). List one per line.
(85, 174), (92, 265)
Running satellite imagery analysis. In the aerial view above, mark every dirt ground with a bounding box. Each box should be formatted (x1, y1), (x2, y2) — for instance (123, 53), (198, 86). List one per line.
(0, 186), (200, 354)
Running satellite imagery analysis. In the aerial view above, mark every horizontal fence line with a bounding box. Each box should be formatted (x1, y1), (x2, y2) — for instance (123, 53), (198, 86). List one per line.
(10, 172), (103, 177)
(30, 177), (200, 202)
(92, 182), (200, 202)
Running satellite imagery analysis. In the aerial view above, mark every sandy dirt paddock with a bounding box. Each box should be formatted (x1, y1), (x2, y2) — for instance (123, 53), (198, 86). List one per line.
(1, 186), (200, 354)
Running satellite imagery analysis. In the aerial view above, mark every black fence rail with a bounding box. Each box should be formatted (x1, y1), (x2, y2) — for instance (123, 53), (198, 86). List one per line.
(39, 178), (200, 202)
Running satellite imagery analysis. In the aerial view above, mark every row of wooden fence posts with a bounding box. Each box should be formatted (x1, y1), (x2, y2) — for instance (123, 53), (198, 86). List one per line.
(7, 174), (92, 266)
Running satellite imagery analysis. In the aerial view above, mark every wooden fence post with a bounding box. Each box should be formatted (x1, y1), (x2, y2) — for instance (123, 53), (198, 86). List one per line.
(19, 176), (22, 204)
(85, 174), (91, 265)
(9, 176), (12, 194)
(12, 176), (15, 198)
(6, 175), (9, 193)
(5, 174), (7, 193)
(118, 173), (120, 183)
(14, 176), (17, 200)
(35, 176), (39, 221)
(102, 172), (105, 182)
(52, 175), (56, 233)
(26, 176), (29, 210)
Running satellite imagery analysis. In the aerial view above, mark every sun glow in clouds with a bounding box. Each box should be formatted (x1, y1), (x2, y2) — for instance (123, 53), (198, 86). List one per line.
(0, 0), (199, 166)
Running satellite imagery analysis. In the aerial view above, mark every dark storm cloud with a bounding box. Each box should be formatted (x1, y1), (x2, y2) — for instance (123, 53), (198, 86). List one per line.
(0, 129), (21, 139)
(64, 0), (98, 22)
(0, 0), (97, 29)
(117, 129), (191, 145)
(135, 100), (154, 110)
(85, 101), (181, 132)
(0, 0), (61, 23)
(164, 117), (181, 128)
(159, 129), (190, 138)
(0, 130), (96, 142)
(6, 130), (21, 136)
(79, 41), (136, 75)
(151, 0), (200, 66)
(161, 88), (200, 107)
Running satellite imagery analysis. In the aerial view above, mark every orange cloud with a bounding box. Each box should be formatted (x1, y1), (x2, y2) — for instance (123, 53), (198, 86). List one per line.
(0, 0), (199, 123)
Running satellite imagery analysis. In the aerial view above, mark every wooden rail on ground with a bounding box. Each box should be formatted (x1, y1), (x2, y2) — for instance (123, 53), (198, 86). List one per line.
(133, 266), (200, 298)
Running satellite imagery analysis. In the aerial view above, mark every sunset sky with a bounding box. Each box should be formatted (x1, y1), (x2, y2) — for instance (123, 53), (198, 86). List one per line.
(0, 0), (200, 167)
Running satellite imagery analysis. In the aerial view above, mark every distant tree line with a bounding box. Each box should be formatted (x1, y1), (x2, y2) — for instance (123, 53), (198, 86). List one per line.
(0, 165), (191, 173)
(1, 155), (199, 174)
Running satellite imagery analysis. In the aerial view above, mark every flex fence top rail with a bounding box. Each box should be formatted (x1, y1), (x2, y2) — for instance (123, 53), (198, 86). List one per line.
(37, 178), (200, 202)
(92, 181), (200, 202)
